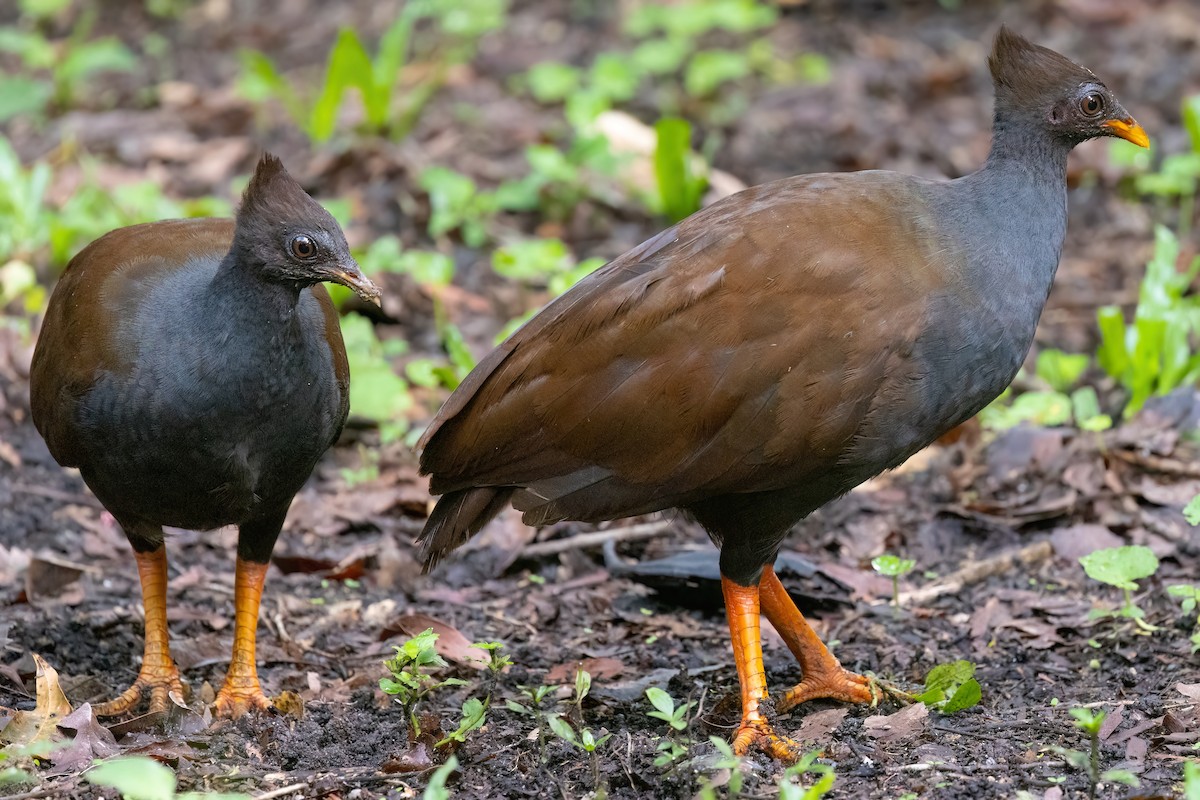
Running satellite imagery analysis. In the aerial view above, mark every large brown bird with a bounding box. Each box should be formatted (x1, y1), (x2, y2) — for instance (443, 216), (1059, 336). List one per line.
(416, 28), (1147, 758)
(30, 155), (381, 717)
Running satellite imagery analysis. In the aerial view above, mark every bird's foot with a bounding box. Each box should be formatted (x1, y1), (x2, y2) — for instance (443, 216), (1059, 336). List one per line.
(93, 662), (185, 717)
(776, 666), (881, 713)
(730, 698), (804, 762)
(212, 684), (274, 719)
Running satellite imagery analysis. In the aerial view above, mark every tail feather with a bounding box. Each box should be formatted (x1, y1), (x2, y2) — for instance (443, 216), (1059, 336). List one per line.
(417, 487), (515, 572)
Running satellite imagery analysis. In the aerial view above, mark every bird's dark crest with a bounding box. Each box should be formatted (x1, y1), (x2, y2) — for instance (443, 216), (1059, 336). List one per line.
(988, 25), (1098, 105)
(239, 153), (318, 222)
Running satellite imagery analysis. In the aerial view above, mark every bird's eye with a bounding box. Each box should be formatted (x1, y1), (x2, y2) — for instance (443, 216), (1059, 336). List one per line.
(1079, 93), (1104, 117)
(290, 235), (317, 259)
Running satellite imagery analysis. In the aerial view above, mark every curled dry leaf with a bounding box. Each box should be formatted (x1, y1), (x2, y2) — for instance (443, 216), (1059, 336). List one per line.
(0, 654), (72, 748)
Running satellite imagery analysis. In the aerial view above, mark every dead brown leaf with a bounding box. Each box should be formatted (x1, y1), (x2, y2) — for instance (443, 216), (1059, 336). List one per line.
(0, 654), (72, 748)
(863, 702), (929, 742)
(546, 657), (624, 685)
(382, 613), (488, 668)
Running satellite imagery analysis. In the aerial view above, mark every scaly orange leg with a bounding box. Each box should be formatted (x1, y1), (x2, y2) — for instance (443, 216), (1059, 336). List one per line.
(93, 547), (184, 716)
(212, 558), (273, 718)
(722, 576), (803, 762)
(758, 565), (878, 711)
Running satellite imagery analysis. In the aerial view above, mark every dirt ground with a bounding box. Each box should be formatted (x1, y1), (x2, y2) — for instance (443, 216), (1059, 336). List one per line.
(2, 0), (1200, 798)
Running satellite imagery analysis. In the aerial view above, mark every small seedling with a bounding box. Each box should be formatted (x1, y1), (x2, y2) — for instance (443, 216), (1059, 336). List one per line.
(1185, 494), (1200, 526)
(1079, 545), (1160, 632)
(437, 696), (488, 747)
(916, 660), (981, 713)
(505, 684), (554, 760)
(696, 736), (745, 799)
(1051, 708), (1140, 799)
(777, 750), (836, 800)
(871, 554), (915, 611)
(1167, 585), (1200, 652)
(1096, 226), (1200, 418)
(548, 714), (611, 794)
(571, 669), (593, 719)
(645, 687), (696, 767)
(380, 628), (467, 739)
(87, 755), (251, 800)
(422, 754), (458, 800)
(1184, 760), (1199, 800)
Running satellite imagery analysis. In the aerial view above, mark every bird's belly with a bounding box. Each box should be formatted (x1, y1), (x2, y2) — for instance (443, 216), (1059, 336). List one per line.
(76, 367), (339, 529)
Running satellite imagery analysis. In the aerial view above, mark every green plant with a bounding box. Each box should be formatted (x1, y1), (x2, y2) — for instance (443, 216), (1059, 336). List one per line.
(422, 754), (458, 800)
(777, 750), (836, 800)
(653, 117), (708, 222)
(1167, 584), (1200, 652)
(436, 696), (487, 747)
(696, 736), (744, 799)
(1185, 494), (1200, 526)
(492, 238), (603, 296)
(87, 755), (250, 800)
(420, 166), (497, 248)
(1111, 94), (1200, 238)
(1185, 760), (1200, 800)
(505, 684), (554, 760)
(916, 660), (981, 714)
(1050, 708), (1139, 799)
(339, 314), (413, 443)
(380, 628), (467, 739)
(871, 553), (915, 610)
(1097, 226), (1200, 418)
(548, 714), (611, 793)
(1079, 545), (1160, 632)
(645, 686), (696, 766)
(238, 1), (506, 144)
(0, 6), (136, 122)
(979, 349), (1111, 432)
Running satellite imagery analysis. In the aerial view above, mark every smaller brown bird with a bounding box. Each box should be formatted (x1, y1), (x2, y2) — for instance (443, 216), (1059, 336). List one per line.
(416, 28), (1148, 760)
(30, 154), (381, 718)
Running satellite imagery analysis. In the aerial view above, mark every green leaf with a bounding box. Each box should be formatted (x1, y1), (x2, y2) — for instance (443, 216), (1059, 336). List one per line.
(548, 714), (578, 746)
(492, 238), (573, 283)
(918, 660), (979, 712)
(645, 687), (675, 717)
(310, 28), (374, 142)
(421, 755), (458, 800)
(1035, 349), (1089, 392)
(526, 61), (581, 103)
(1184, 759), (1200, 800)
(653, 117), (706, 222)
(1079, 545), (1159, 592)
(1185, 495), (1200, 526)
(871, 554), (915, 578)
(685, 49), (752, 97)
(87, 757), (176, 800)
(590, 53), (640, 103)
(0, 75), (51, 122)
(942, 677), (981, 713)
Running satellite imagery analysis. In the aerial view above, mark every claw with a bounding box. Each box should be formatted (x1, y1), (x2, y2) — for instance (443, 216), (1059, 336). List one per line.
(93, 665), (185, 717)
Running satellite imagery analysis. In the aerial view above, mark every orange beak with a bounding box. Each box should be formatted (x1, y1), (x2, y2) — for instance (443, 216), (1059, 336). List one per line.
(1104, 118), (1150, 149)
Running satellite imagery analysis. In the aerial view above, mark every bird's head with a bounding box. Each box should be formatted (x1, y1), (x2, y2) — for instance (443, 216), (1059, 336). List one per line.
(233, 154), (382, 305)
(988, 25), (1148, 149)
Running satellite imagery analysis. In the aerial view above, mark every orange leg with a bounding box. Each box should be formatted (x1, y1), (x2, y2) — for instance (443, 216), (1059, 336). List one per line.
(721, 576), (802, 762)
(94, 547), (184, 716)
(758, 566), (877, 711)
(212, 558), (273, 718)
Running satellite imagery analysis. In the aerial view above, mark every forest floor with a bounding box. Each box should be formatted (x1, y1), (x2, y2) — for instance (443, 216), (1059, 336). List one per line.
(1, 0), (1199, 798)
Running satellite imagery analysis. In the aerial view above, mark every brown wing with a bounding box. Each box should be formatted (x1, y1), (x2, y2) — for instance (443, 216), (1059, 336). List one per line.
(419, 171), (952, 525)
(30, 218), (236, 467)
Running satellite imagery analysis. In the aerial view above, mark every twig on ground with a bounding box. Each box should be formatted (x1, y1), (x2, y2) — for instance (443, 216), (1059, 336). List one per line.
(519, 521), (672, 558)
(897, 540), (1053, 606)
